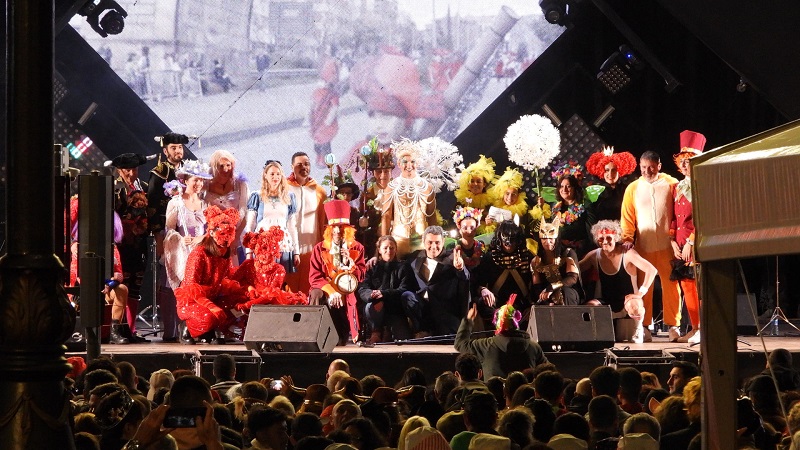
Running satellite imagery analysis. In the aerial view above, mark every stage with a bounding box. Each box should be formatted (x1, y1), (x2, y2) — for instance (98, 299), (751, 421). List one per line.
(66, 328), (800, 388)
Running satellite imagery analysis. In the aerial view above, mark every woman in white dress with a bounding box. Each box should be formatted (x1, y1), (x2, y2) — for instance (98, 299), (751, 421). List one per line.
(245, 160), (300, 274)
(204, 150), (248, 264)
(163, 160), (213, 290)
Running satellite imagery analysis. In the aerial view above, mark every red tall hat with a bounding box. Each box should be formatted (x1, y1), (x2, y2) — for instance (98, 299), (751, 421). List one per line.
(324, 200), (351, 226)
(679, 130), (707, 155)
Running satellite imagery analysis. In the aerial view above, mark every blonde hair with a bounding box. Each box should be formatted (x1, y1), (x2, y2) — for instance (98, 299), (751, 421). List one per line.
(260, 161), (291, 205)
(398, 416), (431, 450)
(209, 150), (236, 178)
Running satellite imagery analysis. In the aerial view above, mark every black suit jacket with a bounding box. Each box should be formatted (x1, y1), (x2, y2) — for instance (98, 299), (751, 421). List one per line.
(406, 249), (470, 334)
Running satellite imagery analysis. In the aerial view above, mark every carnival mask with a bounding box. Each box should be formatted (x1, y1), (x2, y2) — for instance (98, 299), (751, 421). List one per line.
(205, 206), (240, 249)
(539, 215), (561, 241)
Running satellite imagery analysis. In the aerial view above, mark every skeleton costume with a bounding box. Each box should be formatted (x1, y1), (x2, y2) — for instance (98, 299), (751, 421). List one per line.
(532, 216), (585, 306)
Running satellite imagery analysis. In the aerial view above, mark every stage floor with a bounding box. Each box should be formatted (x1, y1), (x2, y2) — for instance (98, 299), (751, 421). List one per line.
(66, 330), (799, 388)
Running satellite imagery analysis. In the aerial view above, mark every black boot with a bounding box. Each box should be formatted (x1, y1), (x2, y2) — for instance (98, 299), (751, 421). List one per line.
(109, 320), (130, 345)
(212, 330), (226, 345)
(179, 322), (195, 345)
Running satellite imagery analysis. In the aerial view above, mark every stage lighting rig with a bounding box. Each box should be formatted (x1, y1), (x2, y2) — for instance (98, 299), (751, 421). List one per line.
(597, 44), (645, 94)
(79, 0), (128, 38)
(539, 0), (569, 26)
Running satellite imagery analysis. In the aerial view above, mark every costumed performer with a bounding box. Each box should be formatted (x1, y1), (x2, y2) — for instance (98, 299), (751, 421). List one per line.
(286, 151), (327, 294)
(163, 160), (212, 291)
(485, 167), (531, 235)
(205, 150), (249, 265)
(585, 146), (637, 221)
(380, 140), (437, 258)
(308, 199), (367, 345)
(671, 130), (705, 344)
(532, 216), (585, 306)
(236, 227), (307, 322)
(69, 197), (130, 344)
(620, 151), (680, 342)
(245, 160), (300, 277)
(550, 162), (597, 259)
(578, 220), (656, 343)
(453, 155), (497, 235)
(360, 140), (395, 258)
(454, 296), (549, 379)
(110, 152), (149, 341)
(448, 204), (485, 270)
(475, 220), (535, 323)
(174, 206), (247, 345)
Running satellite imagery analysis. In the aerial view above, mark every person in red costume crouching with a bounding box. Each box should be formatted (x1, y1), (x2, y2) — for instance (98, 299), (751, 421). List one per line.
(174, 206), (247, 345)
(236, 226), (308, 313)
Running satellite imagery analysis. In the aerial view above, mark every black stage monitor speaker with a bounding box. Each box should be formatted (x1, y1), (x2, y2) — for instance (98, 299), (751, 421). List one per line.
(244, 305), (339, 353)
(737, 293), (758, 335)
(528, 305), (615, 352)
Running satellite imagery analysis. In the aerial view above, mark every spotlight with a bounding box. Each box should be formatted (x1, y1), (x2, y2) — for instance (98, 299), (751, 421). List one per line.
(79, 0), (128, 38)
(597, 44), (646, 94)
(736, 77), (748, 93)
(539, 0), (568, 25)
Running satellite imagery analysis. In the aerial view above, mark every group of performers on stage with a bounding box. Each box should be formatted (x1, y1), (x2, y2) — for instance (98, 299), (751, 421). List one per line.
(77, 128), (705, 347)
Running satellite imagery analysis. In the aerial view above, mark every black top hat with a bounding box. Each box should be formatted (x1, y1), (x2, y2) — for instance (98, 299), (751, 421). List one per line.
(111, 153), (147, 169)
(158, 132), (189, 147)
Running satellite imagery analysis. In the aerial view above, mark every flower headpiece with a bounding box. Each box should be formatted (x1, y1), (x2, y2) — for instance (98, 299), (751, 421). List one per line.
(205, 206), (239, 235)
(453, 203), (483, 226)
(493, 294), (522, 334)
(586, 146), (637, 179)
(163, 179), (186, 197)
(242, 227), (284, 261)
(551, 160), (585, 181)
(176, 159), (212, 180)
(362, 136), (395, 170)
(457, 155), (497, 190)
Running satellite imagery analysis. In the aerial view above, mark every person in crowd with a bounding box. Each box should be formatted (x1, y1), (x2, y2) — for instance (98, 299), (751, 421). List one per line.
(585, 146), (637, 222)
(245, 405), (290, 450)
(660, 377), (701, 450)
(474, 220), (534, 322)
(667, 361), (699, 395)
(205, 150), (249, 265)
(453, 155), (497, 235)
(448, 205), (485, 270)
(620, 151), (680, 342)
(618, 367), (644, 415)
(380, 142), (437, 258)
(111, 152), (150, 342)
(550, 162), (596, 259)
(309, 199), (367, 345)
(405, 226), (468, 336)
(246, 160), (300, 276)
(454, 299), (548, 379)
(578, 220), (656, 343)
(174, 206), (247, 345)
(587, 395), (621, 448)
(670, 130), (705, 344)
(358, 235), (414, 344)
(163, 160), (212, 290)
(211, 354), (239, 403)
(532, 216), (584, 305)
(286, 152), (327, 294)
(759, 348), (800, 392)
(622, 412), (661, 443)
(342, 417), (388, 450)
(148, 132), (187, 342)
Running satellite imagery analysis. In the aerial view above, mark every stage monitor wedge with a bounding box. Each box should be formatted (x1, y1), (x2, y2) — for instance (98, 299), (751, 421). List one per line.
(528, 305), (615, 352)
(244, 305), (339, 353)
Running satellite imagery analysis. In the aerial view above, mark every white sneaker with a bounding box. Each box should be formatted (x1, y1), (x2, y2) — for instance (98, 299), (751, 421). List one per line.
(676, 328), (697, 343)
(687, 329), (701, 344)
(668, 326), (681, 342)
(642, 327), (653, 343)
(632, 324), (644, 344)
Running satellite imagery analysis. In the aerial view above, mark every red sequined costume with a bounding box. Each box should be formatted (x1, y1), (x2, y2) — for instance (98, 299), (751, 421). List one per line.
(174, 206), (247, 338)
(237, 226), (307, 310)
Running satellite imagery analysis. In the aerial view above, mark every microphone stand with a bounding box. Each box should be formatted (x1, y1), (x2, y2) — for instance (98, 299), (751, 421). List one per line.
(136, 232), (161, 336)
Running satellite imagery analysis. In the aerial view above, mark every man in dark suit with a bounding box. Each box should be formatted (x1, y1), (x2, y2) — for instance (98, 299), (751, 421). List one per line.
(404, 225), (468, 336)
